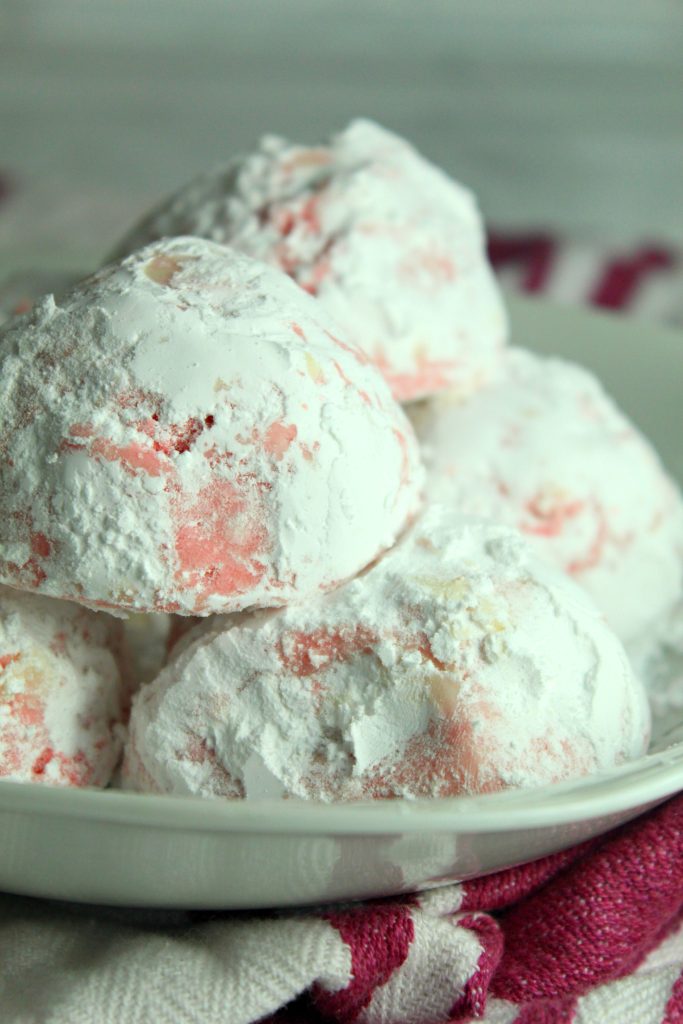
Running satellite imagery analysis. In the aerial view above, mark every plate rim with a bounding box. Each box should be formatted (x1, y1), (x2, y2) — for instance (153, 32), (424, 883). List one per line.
(1, 741), (682, 835)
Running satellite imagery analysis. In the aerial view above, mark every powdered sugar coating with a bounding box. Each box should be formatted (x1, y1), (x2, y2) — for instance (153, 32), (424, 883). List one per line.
(410, 348), (683, 644)
(123, 508), (649, 801)
(112, 120), (508, 402)
(0, 586), (125, 786)
(0, 238), (422, 616)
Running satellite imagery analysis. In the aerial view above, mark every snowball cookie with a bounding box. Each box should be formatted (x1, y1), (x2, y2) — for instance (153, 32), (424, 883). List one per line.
(112, 119), (508, 402)
(123, 507), (650, 801)
(410, 348), (683, 645)
(0, 586), (126, 786)
(0, 238), (423, 617)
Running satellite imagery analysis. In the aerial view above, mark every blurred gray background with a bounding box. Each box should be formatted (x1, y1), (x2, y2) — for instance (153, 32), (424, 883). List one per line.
(1, 0), (682, 275)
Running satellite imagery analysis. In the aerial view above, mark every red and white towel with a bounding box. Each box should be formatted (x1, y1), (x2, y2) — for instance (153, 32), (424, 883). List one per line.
(488, 231), (683, 327)
(2, 794), (683, 1023)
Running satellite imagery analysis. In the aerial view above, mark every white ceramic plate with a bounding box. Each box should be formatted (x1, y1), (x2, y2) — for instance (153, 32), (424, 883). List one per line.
(0, 293), (681, 909)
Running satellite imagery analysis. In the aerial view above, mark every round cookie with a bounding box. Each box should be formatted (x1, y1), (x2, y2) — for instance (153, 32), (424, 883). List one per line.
(0, 587), (126, 786)
(123, 507), (650, 801)
(410, 348), (683, 644)
(112, 119), (508, 402)
(0, 237), (423, 616)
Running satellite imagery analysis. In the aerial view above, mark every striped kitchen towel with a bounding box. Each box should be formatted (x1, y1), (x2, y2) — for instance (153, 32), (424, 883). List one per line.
(3, 792), (683, 1023)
